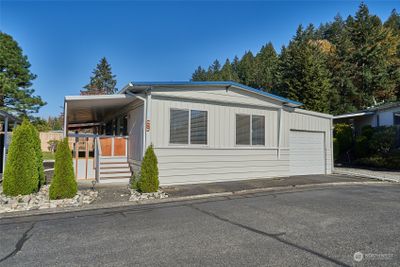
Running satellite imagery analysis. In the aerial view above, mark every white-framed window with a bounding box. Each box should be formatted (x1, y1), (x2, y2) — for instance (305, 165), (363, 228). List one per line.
(170, 108), (208, 145)
(236, 114), (265, 146)
(394, 112), (400, 126)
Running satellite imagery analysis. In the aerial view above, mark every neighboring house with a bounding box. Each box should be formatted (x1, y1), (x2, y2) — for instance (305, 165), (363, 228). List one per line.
(64, 81), (333, 185)
(333, 102), (400, 134)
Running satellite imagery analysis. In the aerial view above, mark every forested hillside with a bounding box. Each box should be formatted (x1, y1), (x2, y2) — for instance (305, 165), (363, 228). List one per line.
(191, 3), (400, 115)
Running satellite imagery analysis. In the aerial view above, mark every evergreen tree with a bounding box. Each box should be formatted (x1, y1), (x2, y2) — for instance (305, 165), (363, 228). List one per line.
(28, 122), (45, 187)
(0, 32), (45, 116)
(237, 51), (256, 87)
(279, 25), (332, 113)
(220, 59), (235, 81)
(82, 57), (117, 95)
(254, 42), (279, 91)
(192, 66), (208, 81)
(345, 3), (398, 107)
(3, 120), (39, 196)
(206, 59), (222, 81)
(138, 145), (159, 193)
(49, 138), (77, 199)
(384, 9), (400, 100)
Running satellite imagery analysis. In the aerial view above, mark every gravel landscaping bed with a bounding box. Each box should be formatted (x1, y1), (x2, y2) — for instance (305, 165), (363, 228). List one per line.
(129, 188), (168, 202)
(0, 185), (98, 213)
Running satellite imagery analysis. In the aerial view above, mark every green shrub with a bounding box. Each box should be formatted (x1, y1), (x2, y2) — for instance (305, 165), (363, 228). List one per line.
(49, 138), (77, 199)
(130, 172), (141, 190)
(28, 123), (45, 187)
(333, 123), (353, 155)
(333, 138), (340, 161)
(360, 125), (374, 139)
(354, 155), (400, 170)
(369, 126), (396, 155)
(138, 145), (159, 193)
(3, 120), (39, 196)
(354, 135), (369, 158)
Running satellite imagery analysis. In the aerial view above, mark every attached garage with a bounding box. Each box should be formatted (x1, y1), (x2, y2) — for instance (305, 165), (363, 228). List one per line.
(289, 130), (326, 175)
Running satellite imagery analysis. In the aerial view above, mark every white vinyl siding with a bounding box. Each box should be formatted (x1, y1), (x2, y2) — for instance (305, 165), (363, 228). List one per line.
(146, 91), (332, 185)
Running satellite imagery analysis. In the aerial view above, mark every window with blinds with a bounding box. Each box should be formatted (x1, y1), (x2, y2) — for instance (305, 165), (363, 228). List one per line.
(236, 114), (265, 146)
(170, 109), (189, 144)
(252, 115), (265, 145)
(236, 114), (251, 145)
(170, 109), (208, 145)
(191, 110), (207, 144)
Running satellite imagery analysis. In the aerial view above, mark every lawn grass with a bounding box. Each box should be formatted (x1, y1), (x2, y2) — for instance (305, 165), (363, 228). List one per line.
(42, 151), (55, 161)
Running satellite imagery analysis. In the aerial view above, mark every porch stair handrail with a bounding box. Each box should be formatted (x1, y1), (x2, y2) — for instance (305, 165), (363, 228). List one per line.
(95, 137), (101, 182)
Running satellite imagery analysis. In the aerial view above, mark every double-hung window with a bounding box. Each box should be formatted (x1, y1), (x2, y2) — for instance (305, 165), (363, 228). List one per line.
(236, 114), (265, 146)
(170, 109), (207, 145)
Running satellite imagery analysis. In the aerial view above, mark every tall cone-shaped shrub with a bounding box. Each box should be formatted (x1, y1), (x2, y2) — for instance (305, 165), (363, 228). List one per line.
(138, 145), (159, 193)
(49, 138), (77, 199)
(3, 120), (39, 196)
(28, 123), (45, 186)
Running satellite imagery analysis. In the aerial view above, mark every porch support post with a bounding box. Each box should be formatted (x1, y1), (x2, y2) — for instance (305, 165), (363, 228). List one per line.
(63, 100), (68, 137)
(2, 116), (9, 171)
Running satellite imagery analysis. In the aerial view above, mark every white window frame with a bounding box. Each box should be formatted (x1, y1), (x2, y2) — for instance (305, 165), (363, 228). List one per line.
(235, 113), (266, 147)
(169, 108), (208, 146)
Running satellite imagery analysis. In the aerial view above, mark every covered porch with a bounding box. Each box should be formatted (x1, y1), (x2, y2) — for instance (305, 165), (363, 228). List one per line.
(64, 94), (144, 184)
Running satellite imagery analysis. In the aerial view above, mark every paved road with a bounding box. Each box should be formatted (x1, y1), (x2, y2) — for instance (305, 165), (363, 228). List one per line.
(0, 184), (399, 266)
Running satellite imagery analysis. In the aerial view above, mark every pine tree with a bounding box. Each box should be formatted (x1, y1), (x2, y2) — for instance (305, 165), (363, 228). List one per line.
(0, 32), (45, 116)
(3, 120), (39, 196)
(220, 59), (235, 81)
(345, 3), (398, 107)
(49, 138), (77, 199)
(384, 9), (400, 100)
(81, 57), (117, 95)
(254, 42), (279, 91)
(192, 66), (208, 81)
(279, 25), (332, 113)
(237, 51), (256, 87)
(206, 60), (222, 81)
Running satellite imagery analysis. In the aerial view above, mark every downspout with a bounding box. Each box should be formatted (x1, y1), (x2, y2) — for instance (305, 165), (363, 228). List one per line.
(134, 94), (147, 159)
(277, 108), (283, 159)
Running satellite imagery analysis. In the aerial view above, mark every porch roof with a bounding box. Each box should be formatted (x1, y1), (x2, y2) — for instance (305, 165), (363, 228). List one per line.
(64, 94), (137, 126)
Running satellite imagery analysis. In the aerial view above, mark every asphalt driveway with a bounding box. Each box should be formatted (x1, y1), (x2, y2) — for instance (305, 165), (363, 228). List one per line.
(0, 184), (399, 266)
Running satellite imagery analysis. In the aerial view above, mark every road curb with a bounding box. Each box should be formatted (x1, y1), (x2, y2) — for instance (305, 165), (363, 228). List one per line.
(0, 180), (392, 219)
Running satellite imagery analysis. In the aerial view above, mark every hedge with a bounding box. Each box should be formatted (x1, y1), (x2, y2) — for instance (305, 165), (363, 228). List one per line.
(49, 138), (77, 199)
(138, 145), (159, 193)
(3, 120), (39, 196)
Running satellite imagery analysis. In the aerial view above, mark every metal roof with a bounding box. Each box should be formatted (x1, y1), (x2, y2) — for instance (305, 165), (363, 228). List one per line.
(119, 81), (303, 107)
(333, 101), (400, 120)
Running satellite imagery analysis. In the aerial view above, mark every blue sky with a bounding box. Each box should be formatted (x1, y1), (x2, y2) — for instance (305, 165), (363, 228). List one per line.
(1, 1), (398, 118)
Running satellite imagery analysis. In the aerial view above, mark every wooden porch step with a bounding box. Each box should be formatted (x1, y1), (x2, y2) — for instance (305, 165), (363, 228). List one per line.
(100, 170), (131, 174)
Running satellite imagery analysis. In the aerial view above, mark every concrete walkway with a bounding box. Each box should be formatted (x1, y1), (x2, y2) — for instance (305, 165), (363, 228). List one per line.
(334, 167), (400, 183)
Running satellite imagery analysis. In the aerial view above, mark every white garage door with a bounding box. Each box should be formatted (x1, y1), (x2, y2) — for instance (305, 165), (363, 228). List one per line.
(289, 131), (325, 175)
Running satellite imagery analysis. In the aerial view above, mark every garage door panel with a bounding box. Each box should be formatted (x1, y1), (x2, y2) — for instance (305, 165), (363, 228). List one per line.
(289, 131), (325, 175)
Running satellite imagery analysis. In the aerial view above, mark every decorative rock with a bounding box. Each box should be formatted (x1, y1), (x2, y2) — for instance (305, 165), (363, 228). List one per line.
(0, 185), (98, 213)
(129, 189), (168, 202)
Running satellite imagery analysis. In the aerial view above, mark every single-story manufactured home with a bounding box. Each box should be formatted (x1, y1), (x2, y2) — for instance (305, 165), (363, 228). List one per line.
(64, 81), (333, 185)
(333, 101), (400, 134)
